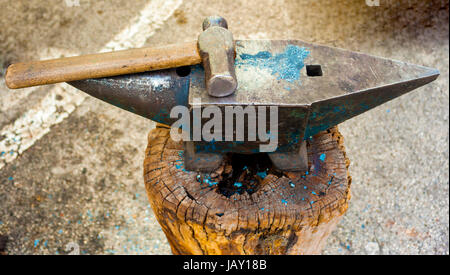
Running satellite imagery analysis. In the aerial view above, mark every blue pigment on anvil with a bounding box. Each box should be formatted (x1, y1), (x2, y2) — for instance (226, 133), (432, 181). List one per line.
(236, 45), (310, 83)
(319, 153), (326, 162)
(256, 171), (267, 179)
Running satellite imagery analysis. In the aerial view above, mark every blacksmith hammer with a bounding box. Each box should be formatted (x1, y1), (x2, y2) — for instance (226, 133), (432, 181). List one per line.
(6, 16), (237, 98)
(4, 16), (440, 173)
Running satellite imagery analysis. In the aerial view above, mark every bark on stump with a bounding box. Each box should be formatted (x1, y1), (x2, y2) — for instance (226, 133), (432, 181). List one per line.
(143, 125), (351, 255)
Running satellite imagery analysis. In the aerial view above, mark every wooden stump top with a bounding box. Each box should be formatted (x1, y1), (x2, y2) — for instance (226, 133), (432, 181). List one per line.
(144, 126), (351, 255)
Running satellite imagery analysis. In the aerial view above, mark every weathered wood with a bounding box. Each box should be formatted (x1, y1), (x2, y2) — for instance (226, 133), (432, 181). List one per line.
(143, 125), (351, 255)
(5, 41), (201, 89)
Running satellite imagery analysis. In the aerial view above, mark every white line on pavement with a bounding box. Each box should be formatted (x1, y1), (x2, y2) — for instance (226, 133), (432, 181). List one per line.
(0, 0), (182, 170)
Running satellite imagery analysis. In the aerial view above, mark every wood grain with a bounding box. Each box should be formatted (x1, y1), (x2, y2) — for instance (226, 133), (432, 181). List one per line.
(5, 41), (201, 89)
(143, 126), (352, 255)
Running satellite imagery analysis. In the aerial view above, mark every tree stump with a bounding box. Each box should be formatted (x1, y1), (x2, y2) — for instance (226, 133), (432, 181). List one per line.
(143, 125), (351, 255)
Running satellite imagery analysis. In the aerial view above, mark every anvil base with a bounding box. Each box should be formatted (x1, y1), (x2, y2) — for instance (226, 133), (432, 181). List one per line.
(184, 141), (308, 173)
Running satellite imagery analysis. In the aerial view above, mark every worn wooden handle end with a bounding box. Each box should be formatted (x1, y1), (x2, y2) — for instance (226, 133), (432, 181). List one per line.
(5, 41), (202, 89)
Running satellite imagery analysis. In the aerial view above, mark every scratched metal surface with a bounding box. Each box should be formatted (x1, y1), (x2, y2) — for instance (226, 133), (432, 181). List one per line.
(191, 40), (438, 106)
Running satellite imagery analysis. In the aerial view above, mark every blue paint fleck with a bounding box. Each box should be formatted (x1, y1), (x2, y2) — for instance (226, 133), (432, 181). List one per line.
(319, 153), (326, 162)
(256, 171), (267, 179)
(34, 239), (39, 247)
(106, 249), (117, 254)
(208, 181), (217, 187)
(281, 199), (288, 205)
(236, 45), (310, 83)
(234, 182), (243, 188)
(360, 103), (370, 110)
(8, 176), (13, 181)
(362, 204), (371, 213)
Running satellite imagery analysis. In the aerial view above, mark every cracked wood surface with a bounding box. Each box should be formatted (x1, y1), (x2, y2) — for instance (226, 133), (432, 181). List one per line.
(143, 125), (351, 255)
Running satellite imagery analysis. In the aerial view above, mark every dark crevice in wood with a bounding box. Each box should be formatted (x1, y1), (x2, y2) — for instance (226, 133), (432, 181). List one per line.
(216, 153), (284, 198)
(285, 231), (298, 252)
(183, 187), (196, 202)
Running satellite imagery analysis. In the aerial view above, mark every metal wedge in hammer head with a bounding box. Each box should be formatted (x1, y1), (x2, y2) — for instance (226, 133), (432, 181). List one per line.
(197, 16), (238, 97)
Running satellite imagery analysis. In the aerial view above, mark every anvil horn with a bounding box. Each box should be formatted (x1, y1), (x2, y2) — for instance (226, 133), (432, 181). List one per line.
(301, 46), (440, 137)
(68, 68), (190, 125)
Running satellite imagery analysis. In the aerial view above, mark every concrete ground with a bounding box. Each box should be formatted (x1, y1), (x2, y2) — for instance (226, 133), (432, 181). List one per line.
(0, 0), (448, 255)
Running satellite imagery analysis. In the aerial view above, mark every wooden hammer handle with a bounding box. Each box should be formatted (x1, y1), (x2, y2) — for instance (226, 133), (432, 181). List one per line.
(5, 41), (201, 89)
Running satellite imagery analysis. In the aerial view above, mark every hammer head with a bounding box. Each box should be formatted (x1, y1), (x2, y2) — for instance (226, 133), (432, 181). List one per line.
(198, 16), (237, 97)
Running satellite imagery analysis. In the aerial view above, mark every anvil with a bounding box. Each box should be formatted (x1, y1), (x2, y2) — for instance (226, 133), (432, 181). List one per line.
(5, 16), (439, 172)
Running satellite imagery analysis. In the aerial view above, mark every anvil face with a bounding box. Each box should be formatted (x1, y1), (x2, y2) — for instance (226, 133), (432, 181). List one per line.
(69, 39), (439, 171)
